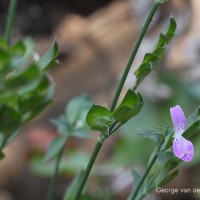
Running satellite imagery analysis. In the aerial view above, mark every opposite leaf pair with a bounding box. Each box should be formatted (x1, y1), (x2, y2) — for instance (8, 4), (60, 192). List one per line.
(86, 89), (143, 135)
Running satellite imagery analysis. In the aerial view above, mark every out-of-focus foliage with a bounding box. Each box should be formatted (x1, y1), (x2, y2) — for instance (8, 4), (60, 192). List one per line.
(30, 151), (90, 177)
(0, 37), (58, 151)
(44, 94), (92, 162)
(134, 17), (176, 86)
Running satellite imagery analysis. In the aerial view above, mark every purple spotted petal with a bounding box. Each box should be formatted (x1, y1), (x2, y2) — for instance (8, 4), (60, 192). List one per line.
(173, 136), (194, 162)
(170, 105), (187, 135)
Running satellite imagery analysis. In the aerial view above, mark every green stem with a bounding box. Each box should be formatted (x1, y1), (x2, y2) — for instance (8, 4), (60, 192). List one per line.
(110, 1), (160, 112)
(73, 141), (103, 200)
(72, 2), (161, 200)
(130, 155), (157, 200)
(4, 0), (18, 46)
(130, 144), (161, 200)
(110, 123), (122, 135)
(47, 145), (65, 200)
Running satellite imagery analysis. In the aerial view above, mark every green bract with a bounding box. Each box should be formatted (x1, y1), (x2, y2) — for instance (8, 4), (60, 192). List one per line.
(112, 89), (143, 124)
(86, 105), (114, 133)
(86, 89), (143, 134)
(134, 16), (176, 86)
(0, 37), (59, 149)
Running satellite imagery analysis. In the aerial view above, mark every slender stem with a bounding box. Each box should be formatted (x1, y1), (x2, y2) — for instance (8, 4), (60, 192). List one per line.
(73, 141), (103, 200)
(110, 123), (122, 135)
(130, 144), (161, 200)
(72, 2), (161, 200)
(130, 155), (157, 200)
(47, 146), (65, 200)
(110, 2), (160, 112)
(4, 0), (18, 46)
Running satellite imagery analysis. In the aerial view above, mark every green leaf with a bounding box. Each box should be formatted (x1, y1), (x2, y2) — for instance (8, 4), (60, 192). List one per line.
(165, 160), (179, 171)
(184, 120), (200, 139)
(5, 130), (20, 146)
(51, 116), (70, 136)
(186, 106), (200, 127)
(164, 125), (171, 136)
(162, 131), (174, 150)
(86, 105), (114, 133)
(0, 37), (58, 152)
(51, 95), (92, 139)
(19, 86), (54, 122)
(37, 40), (59, 70)
(23, 38), (35, 58)
(0, 105), (21, 135)
(158, 169), (178, 187)
(0, 133), (5, 148)
(138, 129), (164, 144)
(157, 151), (174, 164)
(112, 90), (143, 124)
(66, 94), (92, 127)
(165, 17), (177, 42)
(128, 170), (142, 200)
(30, 151), (90, 177)
(43, 136), (67, 162)
(0, 37), (8, 49)
(73, 129), (91, 138)
(5, 64), (41, 90)
(11, 40), (26, 56)
(134, 16), (177, 85)
(155, 33), (168, 49)
(45, 59), (60, 71)
(0, 49), (10, 68)
(63, 172), (84, 200)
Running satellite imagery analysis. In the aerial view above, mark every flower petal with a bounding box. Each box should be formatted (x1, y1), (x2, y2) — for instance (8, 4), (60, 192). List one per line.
(170, 105), (187, 135)
(173, 136), (194, 162)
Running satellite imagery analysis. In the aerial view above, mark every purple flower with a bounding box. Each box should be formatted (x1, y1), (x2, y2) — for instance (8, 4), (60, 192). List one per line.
(170, 105), (194, 162)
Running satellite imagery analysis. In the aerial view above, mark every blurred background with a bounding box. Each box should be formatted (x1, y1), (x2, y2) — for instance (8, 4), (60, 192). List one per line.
(0, 0), (200, 199)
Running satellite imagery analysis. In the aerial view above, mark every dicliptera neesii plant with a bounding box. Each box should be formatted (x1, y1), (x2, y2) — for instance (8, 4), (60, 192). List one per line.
(1, 0), (200, 200)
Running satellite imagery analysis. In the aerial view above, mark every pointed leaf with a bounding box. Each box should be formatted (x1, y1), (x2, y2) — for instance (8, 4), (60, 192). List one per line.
(128, 170), (142, 200)
(163, 131), (174, 150)
(0, 105), (21, 135)
(63, 172), (84, 200)
(184, 120), (200, 139)
(134, 16), (177, 85)
(186, 106), (200, 127)
(165, 17), (177, 42)
(66, 94), (92, 126)
(73, 129), (91, 138)
(37, 41), (59, 70)
(138, 129), (164, 143)
(43, 136), (67, 162)
(51, 116), (70, 136)
(157, 151), (174, 164)
(11, 40), (26, 56)
(159, 169), (179, 187)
